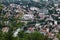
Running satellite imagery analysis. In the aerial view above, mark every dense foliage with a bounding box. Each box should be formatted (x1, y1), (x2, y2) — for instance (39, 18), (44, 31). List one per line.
(0, 30), (51, 40)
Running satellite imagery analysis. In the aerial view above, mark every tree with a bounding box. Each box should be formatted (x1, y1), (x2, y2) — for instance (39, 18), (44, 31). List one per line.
(18, 31), (50, 40)
(57, 31), (60, 40)
(29, 32), (48, 40)
(0, 3), (3, 13)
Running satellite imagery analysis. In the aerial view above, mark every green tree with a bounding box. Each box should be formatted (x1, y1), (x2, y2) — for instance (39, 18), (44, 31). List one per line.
(18, 31), (49, 40)
(0, 3), (3, 13)
(57, 31), (60, 40)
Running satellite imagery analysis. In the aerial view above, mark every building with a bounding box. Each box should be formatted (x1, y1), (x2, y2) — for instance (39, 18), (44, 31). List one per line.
(22, 14), (34, 20)
(2, 27), (9, 33)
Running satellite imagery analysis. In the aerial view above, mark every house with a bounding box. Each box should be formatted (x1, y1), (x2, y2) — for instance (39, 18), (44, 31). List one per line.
(30, 7), (40, 11)
(54, 4), (58, 7)
(54, 20), (58, 25)
(10, 3), (16, 7)
(4, 21), (9, 25)
(22, 14), (34, 20)
(56, 8), (60, 11)
(35, 23), (40, 27)
(53, 37), (59, 40)
(2, 26), (9, 33)
(44, 0), (48, 1)
(32, 0), (40, 2)
(13, 28), (20, 37)
(38, 13), (45, 20)
(25, 27), (35, 33)
(45, 15), (53, 21)
(48, 32), (55, 39)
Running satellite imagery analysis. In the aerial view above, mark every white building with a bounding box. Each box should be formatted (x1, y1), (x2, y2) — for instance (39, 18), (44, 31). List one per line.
(10, 4), (16, 7)
(13, 28), (20, 37)
(22, 14), (34, 20)
(54, 4), (58, 7)
(43, 0), (48, 1)
(30, 7), (40, 11)
(56, 8), (60, 11)
(54, 20), (57, 25)
(32, 0), (40, 2)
